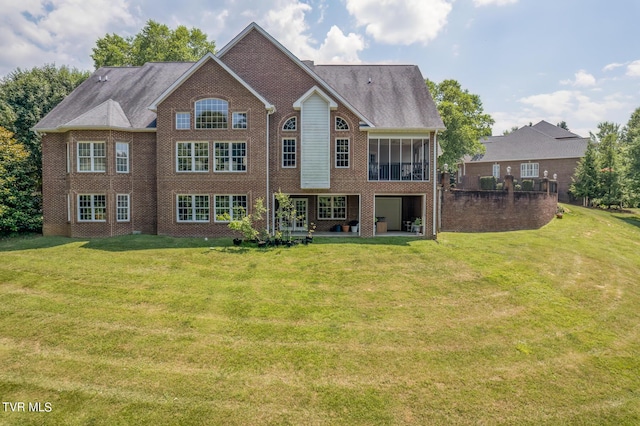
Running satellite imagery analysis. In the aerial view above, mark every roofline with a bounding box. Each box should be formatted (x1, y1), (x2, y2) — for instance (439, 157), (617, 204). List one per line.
(293, 86), (338, 110)
(362, 127), (446, 133)
(465, 155), (584, 163)
(32, 126), (157, 134)
(218, 22), (374, 127)
(148, 52), (275, 112)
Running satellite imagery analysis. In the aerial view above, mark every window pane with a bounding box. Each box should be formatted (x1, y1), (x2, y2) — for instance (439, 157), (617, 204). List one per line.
(116, 142), (129, 173)
(283, 138), (296, 167)
(195, 99), (228, 129)
(176, 112), (190, 129)
(232, 112), (247, 129)
(283, 117), (296, 131)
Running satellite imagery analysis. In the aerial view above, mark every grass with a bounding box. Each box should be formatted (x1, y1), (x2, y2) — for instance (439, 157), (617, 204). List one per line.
(0, 205), (639, 425)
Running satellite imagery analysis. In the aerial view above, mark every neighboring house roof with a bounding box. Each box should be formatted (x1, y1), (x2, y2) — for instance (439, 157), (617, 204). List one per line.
(467, 120), (589, 163)
(311, 64), (444, 131)
(35, 62), (193, 132)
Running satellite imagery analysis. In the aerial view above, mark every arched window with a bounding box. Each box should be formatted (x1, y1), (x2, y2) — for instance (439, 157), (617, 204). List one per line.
(335, 117), (349, 131)
(195, 98), (228, 129)
(283, 117), (297, 131)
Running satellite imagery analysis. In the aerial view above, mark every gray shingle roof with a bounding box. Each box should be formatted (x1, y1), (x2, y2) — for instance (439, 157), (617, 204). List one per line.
(311, 64), (444, 130)
(35, 62), (194, 131)
(468, 121), (588, 163)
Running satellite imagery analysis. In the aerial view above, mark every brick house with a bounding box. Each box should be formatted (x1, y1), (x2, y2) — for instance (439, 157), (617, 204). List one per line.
(34, 22), (444, 238)
(458, 121), (588, 202)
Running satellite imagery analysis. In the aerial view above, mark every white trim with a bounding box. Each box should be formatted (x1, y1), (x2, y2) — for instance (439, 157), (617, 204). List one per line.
(77, 141), (106, 173)
(282, 137), (296, 168)
(176, 194), (210, 223)
(213, 194), (248, 223)
(176, 141), (210, 173)
(116, 194), (130, 222)
(317, 195), (347, 220)
(293, 86), (338, 110)
(116, 142), (129, 173)
(335, 138), (350, 168)
(213, 141), (247, 173)
(77, 193), (107, 222)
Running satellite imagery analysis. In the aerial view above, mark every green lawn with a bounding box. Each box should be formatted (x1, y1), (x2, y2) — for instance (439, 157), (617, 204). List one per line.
(1, 205), (639, 425)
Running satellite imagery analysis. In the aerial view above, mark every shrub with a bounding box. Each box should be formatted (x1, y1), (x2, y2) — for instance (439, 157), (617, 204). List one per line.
(521, 179), (535, 191)
(515, 184), (522, 190)
(480, 176), (497, 190)
(496, 183), (504, 190)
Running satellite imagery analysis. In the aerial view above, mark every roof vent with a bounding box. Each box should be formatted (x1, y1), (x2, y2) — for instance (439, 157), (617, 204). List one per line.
(368, 77), (372, 84)
(98, 76), (102, 82)
(104, 75), (109, 82)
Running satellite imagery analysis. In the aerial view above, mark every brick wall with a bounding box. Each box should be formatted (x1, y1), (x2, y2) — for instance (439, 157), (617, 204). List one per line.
(441, 175), (558, 232)
(462, 157), (581, 202)
(41, 130), (157, 237)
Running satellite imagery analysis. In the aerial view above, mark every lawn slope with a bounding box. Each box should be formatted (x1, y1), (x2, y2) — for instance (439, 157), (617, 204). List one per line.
(0, 206), (639, 425)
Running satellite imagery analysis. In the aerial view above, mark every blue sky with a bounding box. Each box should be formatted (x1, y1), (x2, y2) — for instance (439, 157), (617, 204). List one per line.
(1, 0), (639, 136)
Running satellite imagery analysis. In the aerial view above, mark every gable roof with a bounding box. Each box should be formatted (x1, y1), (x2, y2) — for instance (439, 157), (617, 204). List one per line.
(35, 62), (194, 132)
(218, 23), (378, 128)
(148, 52), (274, 112)
(311, 64), (444, 130)
(467, 121), (589, 163)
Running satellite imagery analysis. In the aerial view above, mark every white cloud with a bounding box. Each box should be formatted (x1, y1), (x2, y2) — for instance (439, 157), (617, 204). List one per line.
(473, 0), (518, 6)
(263, 1), (364, 63)
(626, 60), (640, 77)
(603, 62), (625, 72)
(345, 0), (453, 45)
(520, 90), (575, 115)
(0, 0), (136, 75)
(560, 70), (596, 87)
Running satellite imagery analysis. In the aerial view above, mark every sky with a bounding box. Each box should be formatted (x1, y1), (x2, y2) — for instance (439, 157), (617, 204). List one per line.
(1, 0), (639, 137)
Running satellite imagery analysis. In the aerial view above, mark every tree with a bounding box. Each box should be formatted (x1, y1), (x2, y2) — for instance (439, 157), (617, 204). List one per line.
(624, 107), (640, 205)
(426, 79), (494, 168)
(557, 121), (569, 131)
(595, 123), (624, 208)
(0, 64), (89, 174)
(0, 127), (41, 235)
(503, 125), (519, 135)
(570, 139), (599, 206)
(92, 20), (216, 68)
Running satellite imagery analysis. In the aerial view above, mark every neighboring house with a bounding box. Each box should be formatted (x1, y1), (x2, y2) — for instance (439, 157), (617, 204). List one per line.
(459, 120), (589, 202)
(34, 22), (444, 239)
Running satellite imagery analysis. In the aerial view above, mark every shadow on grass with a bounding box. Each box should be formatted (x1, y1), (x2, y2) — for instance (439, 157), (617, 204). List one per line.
(612, 213), (640, 230)
(0, 233), (429, 252)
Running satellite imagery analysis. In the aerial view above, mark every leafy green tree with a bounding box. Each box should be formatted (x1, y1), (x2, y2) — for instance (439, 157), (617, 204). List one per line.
(557, 121), (569, 131)
(0, 127), (41, 235)
(503, 125), (519, 135)
(593, 122), (625, 208)
(426, 79), (494, 168)
(0, 64), (89, 174)
(570, 139), (600, 206)
(92, 20), (216, 68)
(621, 107), (640, 205)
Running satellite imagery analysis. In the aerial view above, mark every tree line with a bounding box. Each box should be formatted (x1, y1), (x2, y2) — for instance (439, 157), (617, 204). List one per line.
(570, 110), (640, 208)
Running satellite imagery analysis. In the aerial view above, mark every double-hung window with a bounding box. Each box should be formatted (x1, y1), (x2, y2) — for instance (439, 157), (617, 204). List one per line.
(282, 138), (296, 168)
(336, 139), (349, 168)
(215, 142), (246, 172)
(177, 142), (209, 172)
(177, 195), (209, 222)
(492, 164), (500, 179)
(520, 163), (539, 178)
(116, 142), (129, 173)
(78, 194), (106, 222)
(116, 194), (130, 222)
(214, 195), (247, 222)
(318, 196), (347, 220)
(77, 142), (106, 172)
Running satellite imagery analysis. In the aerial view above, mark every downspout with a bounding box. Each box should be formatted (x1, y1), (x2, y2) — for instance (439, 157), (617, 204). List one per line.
(265, 106), (276, 234)
(433, 130), (438, 238)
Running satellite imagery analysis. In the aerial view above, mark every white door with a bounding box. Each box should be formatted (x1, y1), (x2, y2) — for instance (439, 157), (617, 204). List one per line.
(294, 198), (308, 231)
